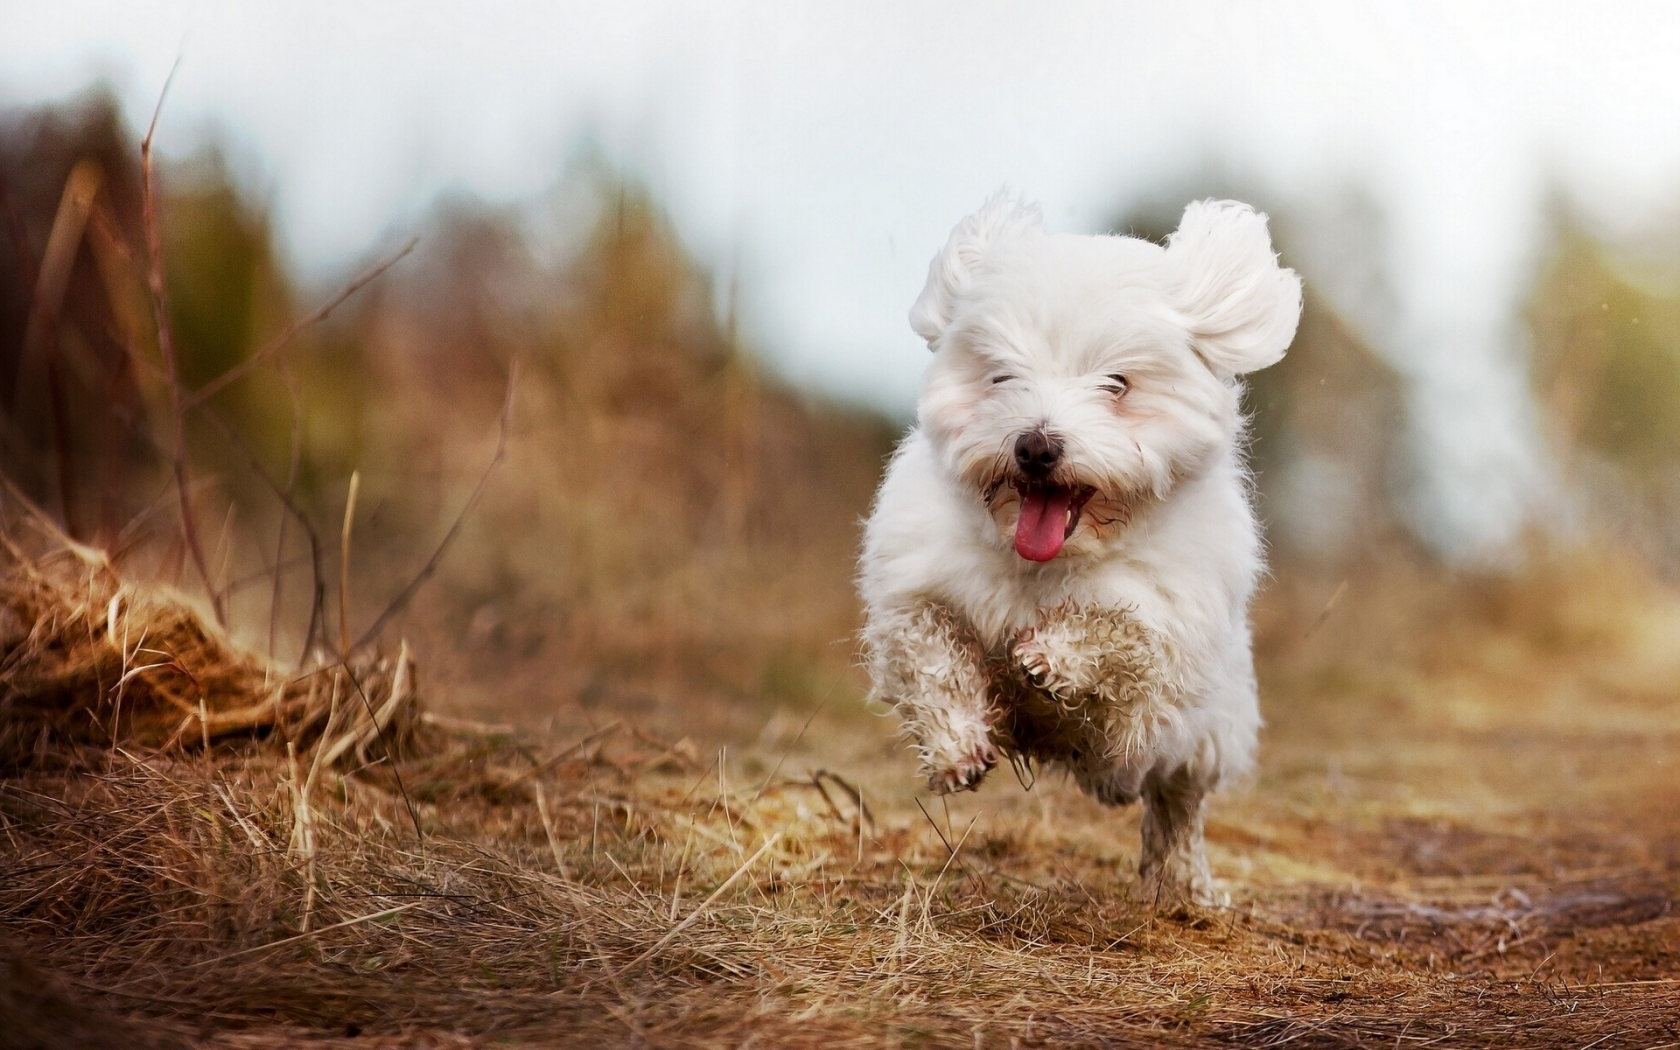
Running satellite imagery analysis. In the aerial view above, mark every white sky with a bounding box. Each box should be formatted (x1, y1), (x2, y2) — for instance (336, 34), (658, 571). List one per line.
(9, 1), (1680, 557)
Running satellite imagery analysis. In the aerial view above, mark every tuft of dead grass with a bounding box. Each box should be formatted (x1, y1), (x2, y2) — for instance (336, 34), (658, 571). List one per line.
(0, 513), (419, 776)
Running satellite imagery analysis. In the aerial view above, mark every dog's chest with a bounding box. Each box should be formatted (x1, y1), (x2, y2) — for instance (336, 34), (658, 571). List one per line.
(940, 555), (1132, 648)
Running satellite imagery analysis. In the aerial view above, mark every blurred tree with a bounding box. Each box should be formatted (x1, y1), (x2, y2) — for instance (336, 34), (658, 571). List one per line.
(1530, 230), (1680, 570)
(160, 148), (292, 392)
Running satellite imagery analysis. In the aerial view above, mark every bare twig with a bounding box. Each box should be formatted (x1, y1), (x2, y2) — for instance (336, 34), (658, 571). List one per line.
(191, 403), (327, 667)
(351, 361), (517, 653)
(181, 236), (418, 412)
(314, 642), (410, 770)
(339, 660), (423, 839)
(0, 470), (106, 565)
(269, 366), (303, 661)
(932, 813), (980, 888)
(138, 58), (224, 627)
(749, 673), (839, 803)
(508, 720), (623, 789)
(914, 796), (955, 857)
(339, 470), (360, 659)
(1302, 579), (1349, 642)
(812, 769), (876, 835)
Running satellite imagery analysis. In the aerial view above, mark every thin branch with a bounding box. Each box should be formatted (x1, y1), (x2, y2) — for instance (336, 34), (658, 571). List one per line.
(339, 660), (423, 839)
(138, 58), (224, 627)
(351, 361), (517, 654)
(812, 768), (876, 834)
(192, 403), (327, 665)
(338, 469), (361, 659)
(914, 797), (955, 856)
(220, 552), (311, 600)
(750, 673), (839, 803)
(110, 256), (335, 668)
(932, 813), (980, 887)
(269, 366), (303, 660)
(143, 57), (181, 146)
(181, 236), (418, 412)
(0, 470), (106, 565)
(507, 720), (623, 789)
(1301, 578), (1350, 642)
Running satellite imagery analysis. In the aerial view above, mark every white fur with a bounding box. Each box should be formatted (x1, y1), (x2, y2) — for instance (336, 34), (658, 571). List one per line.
(860, 193), (1301, 902)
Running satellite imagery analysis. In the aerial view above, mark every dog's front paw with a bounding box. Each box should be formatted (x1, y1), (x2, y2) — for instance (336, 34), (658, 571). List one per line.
(925, 736), (998, 794)
(1013, 624), (1083, 699)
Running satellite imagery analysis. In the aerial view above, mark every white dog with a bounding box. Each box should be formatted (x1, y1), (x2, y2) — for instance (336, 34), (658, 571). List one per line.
(859, 194), (1301, 904)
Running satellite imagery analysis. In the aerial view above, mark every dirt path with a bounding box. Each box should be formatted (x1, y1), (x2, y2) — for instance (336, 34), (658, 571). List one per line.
(5, 557), (1678, 1049)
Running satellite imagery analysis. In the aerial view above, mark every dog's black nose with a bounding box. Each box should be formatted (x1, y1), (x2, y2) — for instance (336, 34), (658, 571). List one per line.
(1013, 429), (1063, 478)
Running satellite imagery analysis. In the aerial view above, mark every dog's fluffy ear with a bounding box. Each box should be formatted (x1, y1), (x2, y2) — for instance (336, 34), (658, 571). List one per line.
(1164, 199), (1303, 377)
(910, 193), (1043, 347)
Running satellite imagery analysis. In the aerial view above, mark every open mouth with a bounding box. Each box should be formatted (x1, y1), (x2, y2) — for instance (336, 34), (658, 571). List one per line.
(1012, 482), (1094, 562)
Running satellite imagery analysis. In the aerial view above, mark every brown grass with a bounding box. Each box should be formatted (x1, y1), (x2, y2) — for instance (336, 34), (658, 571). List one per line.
(0, 517), (419, 776)
(4, 523), (1679, 1049)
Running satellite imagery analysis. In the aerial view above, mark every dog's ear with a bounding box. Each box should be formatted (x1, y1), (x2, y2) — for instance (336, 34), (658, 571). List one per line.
(910, 193), (1043, 347)
(1163, 199), (1303, 377)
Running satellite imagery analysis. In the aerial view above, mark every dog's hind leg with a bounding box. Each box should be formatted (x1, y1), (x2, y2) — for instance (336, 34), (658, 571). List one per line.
(866, 602), (998, 794)
(1135, 763), (1220, 907)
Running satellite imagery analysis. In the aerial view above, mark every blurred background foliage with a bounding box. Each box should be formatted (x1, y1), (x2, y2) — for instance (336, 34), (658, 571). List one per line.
(0, 88), (896, 732)
(3, 87), (1679, 733)
(1529, 229), (1680, 570)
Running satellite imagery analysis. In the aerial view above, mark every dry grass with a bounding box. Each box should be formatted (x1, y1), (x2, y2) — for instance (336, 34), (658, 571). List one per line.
(3, 525), (1679, 1050)
(0, 517), (419, 777)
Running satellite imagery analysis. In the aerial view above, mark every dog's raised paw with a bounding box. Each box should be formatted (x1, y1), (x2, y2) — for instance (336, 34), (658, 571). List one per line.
(927, 738), (998, 794)
(1013, 626), (1078, 697)
(1015, 628), (1050, 684)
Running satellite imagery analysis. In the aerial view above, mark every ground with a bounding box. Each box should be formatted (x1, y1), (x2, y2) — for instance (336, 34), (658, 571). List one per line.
(2, 548), (1678, 1050)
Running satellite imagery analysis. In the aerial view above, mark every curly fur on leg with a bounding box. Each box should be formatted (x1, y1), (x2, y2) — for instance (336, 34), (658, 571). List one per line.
(1009, 602), (1181, 773)
(865, 602), (998, 794)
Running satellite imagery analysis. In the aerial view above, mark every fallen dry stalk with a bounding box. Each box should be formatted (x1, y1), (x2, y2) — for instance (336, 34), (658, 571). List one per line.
(616, 831), (784, 979)
(184, 901), (426, 970)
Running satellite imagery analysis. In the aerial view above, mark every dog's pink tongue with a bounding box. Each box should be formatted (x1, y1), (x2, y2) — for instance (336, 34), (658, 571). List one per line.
(1014, 487), (1074, 562)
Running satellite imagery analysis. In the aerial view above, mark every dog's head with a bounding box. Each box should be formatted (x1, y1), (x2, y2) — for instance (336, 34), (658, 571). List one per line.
(911, 194), (1302, 562)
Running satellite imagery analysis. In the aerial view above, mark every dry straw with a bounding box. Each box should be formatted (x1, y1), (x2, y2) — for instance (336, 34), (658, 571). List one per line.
(3, 519), (1678, 1047)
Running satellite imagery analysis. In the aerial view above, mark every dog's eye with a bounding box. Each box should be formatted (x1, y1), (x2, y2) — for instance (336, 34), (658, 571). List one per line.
(1103, 373), (1130, 395)
(991, 374), (1016, 386)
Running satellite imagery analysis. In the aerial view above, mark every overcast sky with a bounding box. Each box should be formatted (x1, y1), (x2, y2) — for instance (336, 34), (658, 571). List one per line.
(9, 1), (1680, 557)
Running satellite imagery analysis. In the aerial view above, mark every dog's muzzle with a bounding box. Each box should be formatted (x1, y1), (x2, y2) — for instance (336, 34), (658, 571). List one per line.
(1009, 428), (1091, 562)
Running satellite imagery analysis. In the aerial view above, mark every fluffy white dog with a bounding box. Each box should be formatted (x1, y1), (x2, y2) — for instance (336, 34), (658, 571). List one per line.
(859, 194), (1301, 904)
